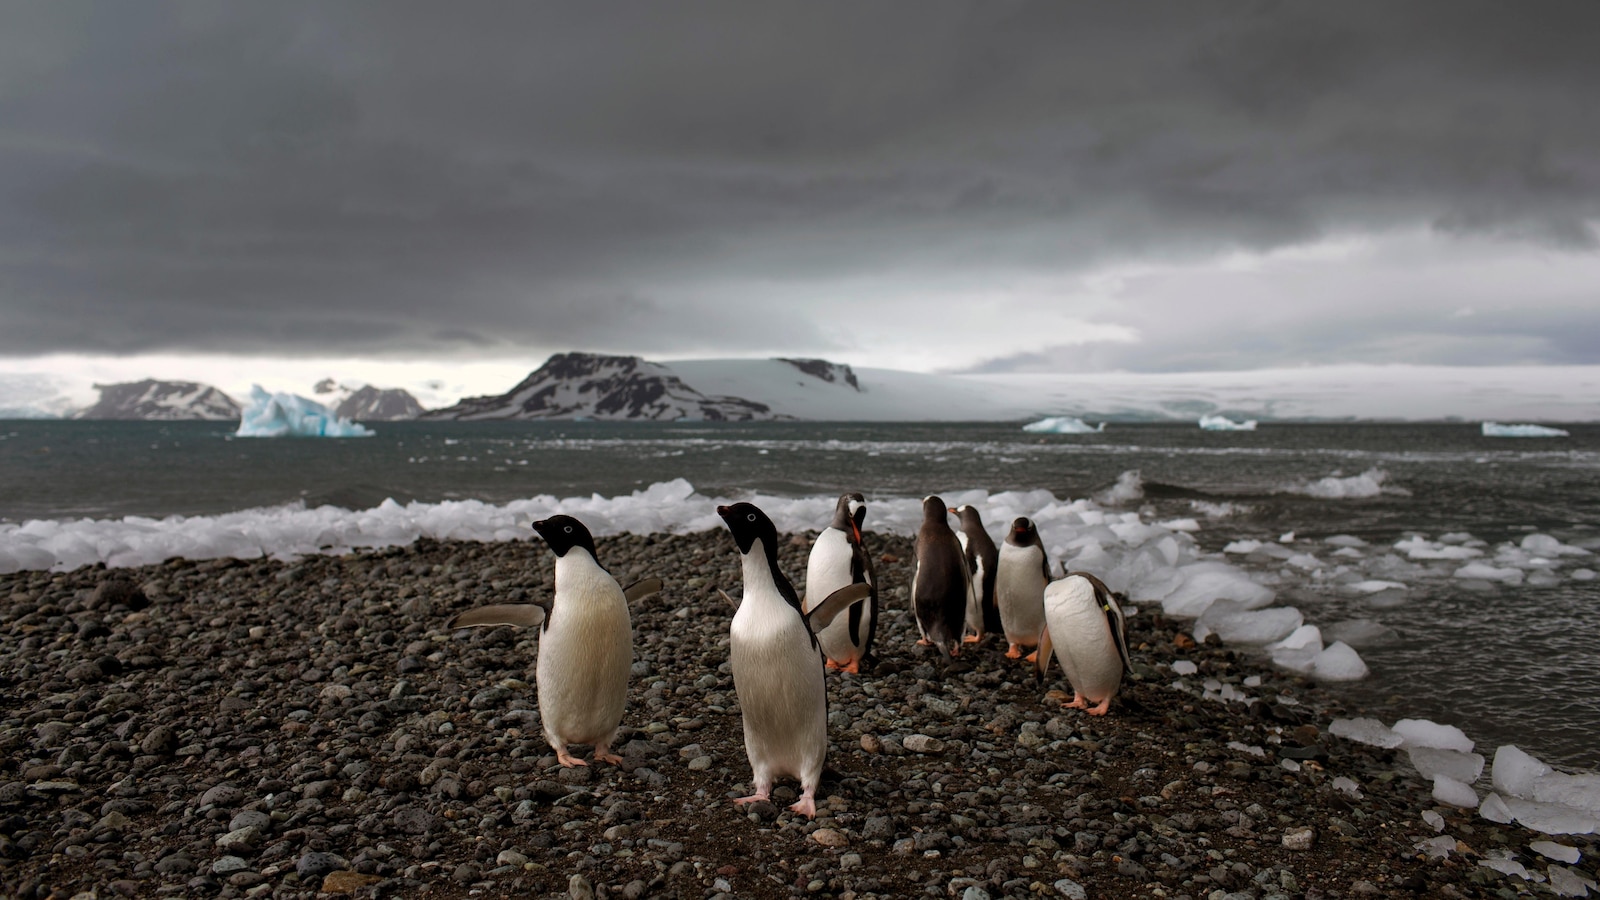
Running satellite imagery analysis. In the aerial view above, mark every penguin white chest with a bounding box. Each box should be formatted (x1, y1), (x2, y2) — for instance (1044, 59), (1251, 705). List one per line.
(804, 528), (869, 662)
(996, 543), (1048, 645)
(536, 554), (633, 747)
(730, 592), (827, 783)
(1042, 579), (1123, 703)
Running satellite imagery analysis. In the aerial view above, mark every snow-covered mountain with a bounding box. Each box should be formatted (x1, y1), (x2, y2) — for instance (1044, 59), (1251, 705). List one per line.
(74, 380), (240, 421)
(311, 379), (425, 421)
(421, 353), (784, 421)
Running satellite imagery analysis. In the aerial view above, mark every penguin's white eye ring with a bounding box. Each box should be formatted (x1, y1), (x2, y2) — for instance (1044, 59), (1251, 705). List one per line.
(563, 526), (573, 533)
(747, 514), (757, 522)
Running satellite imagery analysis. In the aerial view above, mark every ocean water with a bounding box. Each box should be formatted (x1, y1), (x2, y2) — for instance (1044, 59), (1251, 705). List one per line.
(2, 419), (1598, 769)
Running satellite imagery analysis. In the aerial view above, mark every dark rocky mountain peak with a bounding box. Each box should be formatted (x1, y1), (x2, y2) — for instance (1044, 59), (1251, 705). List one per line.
(75, 380), (240, 421)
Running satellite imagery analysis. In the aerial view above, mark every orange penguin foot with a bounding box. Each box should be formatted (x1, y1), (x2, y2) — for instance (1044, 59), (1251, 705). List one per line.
(1005, 644), (1022, 659)
(1024, 650), (1038, 663)
(842, 660), (861, 674)
(962, 634), (982, 644)
(916, 638), (933, 646)
(593, 748), (624, 765)
(1062, 692), (1089, 711)
(825, 658), (843, 670)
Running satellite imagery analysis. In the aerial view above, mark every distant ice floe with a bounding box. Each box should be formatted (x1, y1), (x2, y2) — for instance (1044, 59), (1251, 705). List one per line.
(1282, 467), (1400, 499)
(1198, 414), (1257, 431)
(1482, 422), (1571, 438)
(236, 385), (373, 438)
(1021, 416), (1105, 434)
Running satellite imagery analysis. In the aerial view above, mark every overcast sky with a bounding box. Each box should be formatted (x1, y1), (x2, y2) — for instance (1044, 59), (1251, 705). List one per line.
(2, 1), (1598, 400)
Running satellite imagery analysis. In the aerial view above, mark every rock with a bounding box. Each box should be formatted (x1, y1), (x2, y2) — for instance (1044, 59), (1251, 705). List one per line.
(211, 856), (250, 875)
(214, 826), (261, 851)
(1282, 826), (1315, 851)
(1054, 878), (1088, 899)
(199, 783), (243, 807)
(319, 871), (385, 893)
(903, 734), (945, 754)
(812, 828), (848, 848)
(295, 851), (348, 880)
(568, 873), (596, 900)
(140, 726), (178, 756)
(860, 733), (883, 754)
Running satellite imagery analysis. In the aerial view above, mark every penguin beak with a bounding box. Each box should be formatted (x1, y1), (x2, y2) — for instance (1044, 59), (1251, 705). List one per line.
(850, 520), (862, 543)
(947, 507), (958, 515)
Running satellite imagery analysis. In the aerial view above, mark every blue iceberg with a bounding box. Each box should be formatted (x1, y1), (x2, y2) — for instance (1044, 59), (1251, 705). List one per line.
(1022, 416), (1105, 434)
(1200, 415), (1257, 431)
(1482, 422), (1569, 438)
(236, 385), (374, 438)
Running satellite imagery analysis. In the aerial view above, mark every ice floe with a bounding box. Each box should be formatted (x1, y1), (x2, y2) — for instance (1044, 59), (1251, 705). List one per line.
(236, 386), (373, 438)
(1284, 467), (1397, 499)
(1198, 414), (1257, 431)
(1021, 416), (1105, 434)
(1482, 422), (1571, 438)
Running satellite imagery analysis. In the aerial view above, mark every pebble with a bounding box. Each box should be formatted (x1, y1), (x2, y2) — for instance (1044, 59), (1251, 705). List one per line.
(903, 734), (945, 753)
(812, 827), (848, 847)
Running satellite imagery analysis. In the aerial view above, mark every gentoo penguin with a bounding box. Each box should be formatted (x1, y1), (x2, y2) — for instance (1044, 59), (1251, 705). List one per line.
(912, 495), (971, 658)
(995, 517), (1051, 660)
(719, 502), (869, 818)
(1035, 571), (1131, 716)
(448, 516), (656, 767)
(951, 504), (1000, 645)
(803, 493), (877, 674)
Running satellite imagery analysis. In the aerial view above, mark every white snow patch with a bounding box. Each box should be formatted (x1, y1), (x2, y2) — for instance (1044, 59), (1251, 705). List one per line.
(1198, 415), (1256, 431)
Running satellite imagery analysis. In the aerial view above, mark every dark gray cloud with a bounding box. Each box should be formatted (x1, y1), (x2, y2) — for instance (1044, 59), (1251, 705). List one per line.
(2, 2), (1599, 366)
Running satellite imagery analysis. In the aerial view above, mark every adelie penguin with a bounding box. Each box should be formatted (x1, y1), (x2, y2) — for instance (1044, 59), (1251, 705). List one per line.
(718, 502), (870, 818)
(951, 504), (1000, 646)
(1035, 571), (1131, 716)
(912, 495), (971, 658)
(448, 515), (661, 766)
(803, 493), (877, 674)
(995, 516), (1051, 660)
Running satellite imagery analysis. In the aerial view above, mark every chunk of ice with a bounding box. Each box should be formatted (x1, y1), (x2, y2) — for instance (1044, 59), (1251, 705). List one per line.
(1479, 851), (1541, 880)
(1494, 745), (1554, 798)
(1310, 641), (1369, 681)
(1223, 539), (1262, 554)
(1548, 865), (1597, 898)
(1504, 797), (1600, 836)
(1531, 841), (1582, 864)
(1320, 619), (1400, 648)
(1288, 467), (1393, 499)
(1331, 776), (1362, 798)
(1393, 719), (1475, 753)
(1414, 835), (1456, 859)
(1191, 603), (1302, 644)
(1170, 660), (1198, 676)
(1346, 579), (1408, 593)
(1422, 810), (1446, 832)
(1521, 534), (1592, 557)
(1409, 747), (1485, 784)
(1480, 792), (1515, 824)
(1453, 562), (1526, 584)
(1433, 774), (1481, 808)
(1158, 561), (1275, 618)
(1328, 717), (1402, 748)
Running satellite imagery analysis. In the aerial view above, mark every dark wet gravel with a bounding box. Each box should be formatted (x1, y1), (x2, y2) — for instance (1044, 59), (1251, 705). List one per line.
(1, 531), (1593, 899)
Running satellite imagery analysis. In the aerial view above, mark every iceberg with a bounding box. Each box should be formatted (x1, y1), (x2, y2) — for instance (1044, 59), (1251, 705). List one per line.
(1022, 416), (1105, 434)
(1198, 414), (1257, 431)
(236, 385), (374, 438)
(1482, 422), (1570, 438)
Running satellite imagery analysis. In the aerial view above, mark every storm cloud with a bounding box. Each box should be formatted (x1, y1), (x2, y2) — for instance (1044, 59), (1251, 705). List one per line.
(2, 2), (1598, 369)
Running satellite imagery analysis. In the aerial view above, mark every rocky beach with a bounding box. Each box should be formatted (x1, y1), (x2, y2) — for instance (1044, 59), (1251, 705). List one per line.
(1, 531), (1592, 899)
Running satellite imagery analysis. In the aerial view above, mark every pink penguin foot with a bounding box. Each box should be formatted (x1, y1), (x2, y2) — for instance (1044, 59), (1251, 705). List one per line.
(1086, 697), (1112, 716)
(593, 748), (624, 765)
(732, 792), (769, 807)
(789, 794), (817, 818)
(555, 749), (588, 767)
(1062, 692), (1089, 710)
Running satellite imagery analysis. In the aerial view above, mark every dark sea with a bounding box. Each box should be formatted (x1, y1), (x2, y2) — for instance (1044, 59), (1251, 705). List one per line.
(3, 419), (1598, 770)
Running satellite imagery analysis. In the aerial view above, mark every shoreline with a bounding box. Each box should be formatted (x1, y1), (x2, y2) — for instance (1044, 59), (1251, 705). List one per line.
(0, 532), (1590, 898)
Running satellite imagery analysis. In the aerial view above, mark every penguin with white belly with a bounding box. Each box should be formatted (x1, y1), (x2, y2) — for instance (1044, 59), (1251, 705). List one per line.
(995, 517), (1051, 660)
(951, 504), (1001, 646)
(1035, 571), (1131, 716)
(803, 493), (877, 674)
(719, 502), (870, 818)
(448, 515), (658, 767)
(913, 496), (971, 658)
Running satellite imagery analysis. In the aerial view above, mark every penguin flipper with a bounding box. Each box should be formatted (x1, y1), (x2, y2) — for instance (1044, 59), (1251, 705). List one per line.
(806, 583), (872, 631)
(717, 588), (741, 610)
(1034, 625), (1053, 684)
(449, 603), (548, 629)
(623, 576), (663, 603)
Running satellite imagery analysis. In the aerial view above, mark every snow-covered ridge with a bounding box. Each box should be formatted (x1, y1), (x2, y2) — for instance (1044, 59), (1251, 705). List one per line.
(423, 353), (781, 422)
(74, 380), (239, 421)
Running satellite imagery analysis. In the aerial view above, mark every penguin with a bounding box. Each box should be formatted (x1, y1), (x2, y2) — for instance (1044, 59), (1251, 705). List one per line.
(912, 495), (970, 658)
(951, 504), (1001, 645)
(718, 502), (870, 818)
(1035, 571), (1131, 716)
(447, 515), (655, 766)
(803, 492), (877, 674)
(995, 516), (1051, 660)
